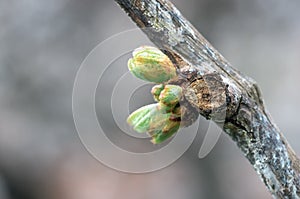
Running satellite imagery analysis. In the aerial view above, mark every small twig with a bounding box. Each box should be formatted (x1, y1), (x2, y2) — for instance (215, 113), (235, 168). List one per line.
(115, 0), (300, 198)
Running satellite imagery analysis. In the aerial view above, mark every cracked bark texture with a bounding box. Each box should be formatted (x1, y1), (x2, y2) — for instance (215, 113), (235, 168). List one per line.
(114, 0), (300, 198)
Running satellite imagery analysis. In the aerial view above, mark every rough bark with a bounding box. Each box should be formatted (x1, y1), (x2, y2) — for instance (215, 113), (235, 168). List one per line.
(114, 0), (300, 198)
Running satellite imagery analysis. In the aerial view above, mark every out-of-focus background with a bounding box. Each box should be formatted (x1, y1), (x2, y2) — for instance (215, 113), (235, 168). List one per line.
(1, 0), (300, 198)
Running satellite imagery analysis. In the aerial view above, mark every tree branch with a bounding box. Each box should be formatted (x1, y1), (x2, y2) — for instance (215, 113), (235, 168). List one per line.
(114, 0), (300, 197)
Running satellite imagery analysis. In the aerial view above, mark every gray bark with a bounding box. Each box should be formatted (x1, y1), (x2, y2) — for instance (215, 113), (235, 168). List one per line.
(114, 0), (300, 198)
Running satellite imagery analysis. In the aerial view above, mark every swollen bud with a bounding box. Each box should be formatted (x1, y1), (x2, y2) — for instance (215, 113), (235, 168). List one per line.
(127, 103), (181, 144)
(158, 85), (182, 107)
(128, 46), (177, 83)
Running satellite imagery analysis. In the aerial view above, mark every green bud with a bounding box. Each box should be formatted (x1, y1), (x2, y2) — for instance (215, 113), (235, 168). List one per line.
(127, 103), (181, 144)
(127, 103), (158, 133)
(127, 103), (173, 132)
(151, 84), (164, 102)
(159, 85), (182, 107)
(128, 46), (177, 83)
(150, 118), (180, 144)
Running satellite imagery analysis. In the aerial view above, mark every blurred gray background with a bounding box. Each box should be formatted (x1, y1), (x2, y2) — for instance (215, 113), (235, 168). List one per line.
(1, 0), (300, 198)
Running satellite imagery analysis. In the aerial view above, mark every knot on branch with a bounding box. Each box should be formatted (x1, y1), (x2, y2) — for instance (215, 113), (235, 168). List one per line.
(184, 73), (228, 121)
